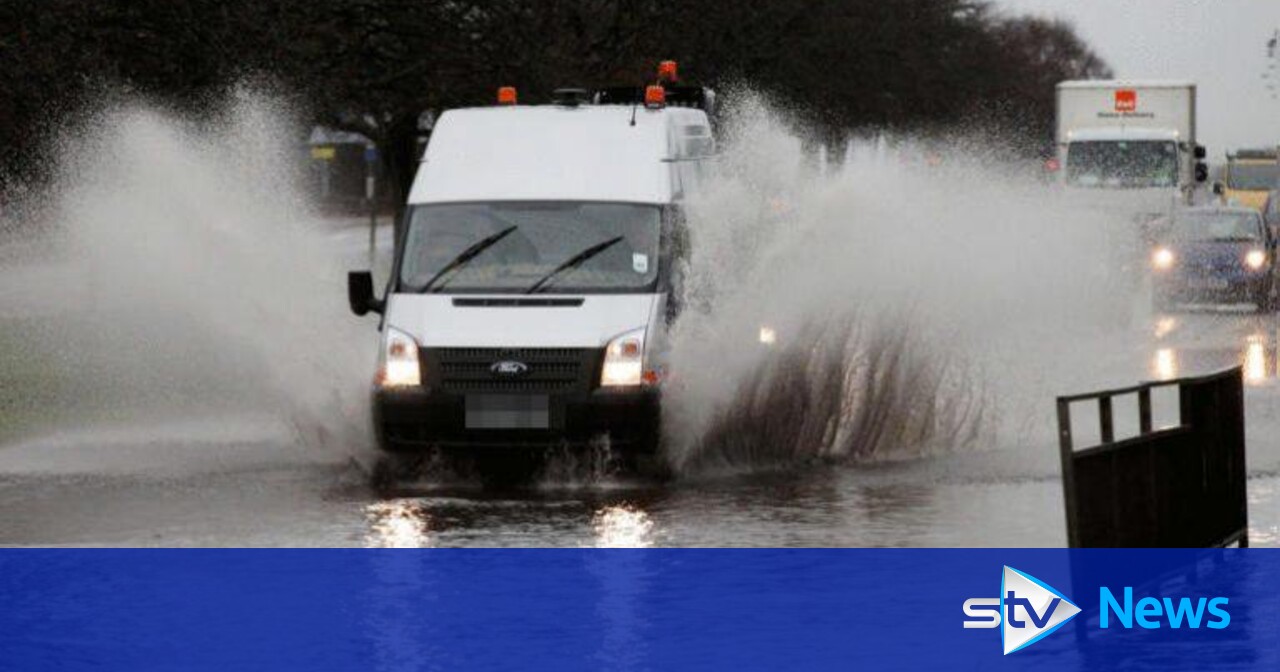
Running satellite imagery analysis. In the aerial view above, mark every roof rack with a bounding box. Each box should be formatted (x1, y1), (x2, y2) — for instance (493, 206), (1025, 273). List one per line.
(594, 85), (715, 114)
(551, 88), (591, 107)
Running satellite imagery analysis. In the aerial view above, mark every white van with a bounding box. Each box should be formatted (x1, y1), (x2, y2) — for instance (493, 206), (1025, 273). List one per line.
(347, 80), (714, 469)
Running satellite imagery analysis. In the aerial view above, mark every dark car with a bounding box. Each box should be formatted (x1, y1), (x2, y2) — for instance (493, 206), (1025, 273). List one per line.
(1150, 207), (1276, 311)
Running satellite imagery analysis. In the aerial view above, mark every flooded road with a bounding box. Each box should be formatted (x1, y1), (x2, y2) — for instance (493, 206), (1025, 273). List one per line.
(0, 439), (1063, 547)
(3, 98), (1279, 548)
(0, 390), (1275, 548)
(1, 222), (1279, 547)
(2, 217), (1278, 547)
(0, 438), (1274, 547)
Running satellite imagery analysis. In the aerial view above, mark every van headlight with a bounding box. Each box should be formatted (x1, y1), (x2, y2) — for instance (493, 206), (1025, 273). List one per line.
(601, 327), (646, 387)
(1152, 247), (1175, 270)
(378, 326), (421, 387)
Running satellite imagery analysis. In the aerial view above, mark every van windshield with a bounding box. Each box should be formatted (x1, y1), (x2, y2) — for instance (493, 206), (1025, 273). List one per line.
(399, 202), (662, 293)
(1065, 140), (1178, 188)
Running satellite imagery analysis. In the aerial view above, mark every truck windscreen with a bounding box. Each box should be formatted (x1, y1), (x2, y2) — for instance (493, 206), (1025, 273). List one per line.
(1168, 212), (1262, 242)
(1066, 141), (1178, 189)
(399, 202), (662, 293)
(1227, 163), (1279, 191)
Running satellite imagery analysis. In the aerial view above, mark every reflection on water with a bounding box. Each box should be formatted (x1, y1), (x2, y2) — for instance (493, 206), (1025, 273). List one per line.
(359, 495), (659, 547)
(591, 504), (655, 548)
(343, 471), (1023, 546)
(365, 500), (433, 548)
(1154, 316), (1177, 339)
(1153, 347), (1178, 381)
(1244, 336), (1268, 384)
(1150, 313), (1277, 386)
(1248, 480), (1279, 547)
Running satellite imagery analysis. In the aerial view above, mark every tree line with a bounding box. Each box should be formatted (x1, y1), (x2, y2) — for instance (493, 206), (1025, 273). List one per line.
(2, 0), (1110, 202)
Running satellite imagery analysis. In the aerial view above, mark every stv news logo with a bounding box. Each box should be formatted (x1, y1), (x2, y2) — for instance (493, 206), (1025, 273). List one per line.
(962, 566), (1080, 655)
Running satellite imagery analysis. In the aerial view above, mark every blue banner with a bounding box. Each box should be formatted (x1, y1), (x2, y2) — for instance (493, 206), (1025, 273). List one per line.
(1, 549), (1276, 670)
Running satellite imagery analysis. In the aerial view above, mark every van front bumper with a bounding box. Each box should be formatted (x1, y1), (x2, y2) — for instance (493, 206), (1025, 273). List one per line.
(372, 386), (661, 454)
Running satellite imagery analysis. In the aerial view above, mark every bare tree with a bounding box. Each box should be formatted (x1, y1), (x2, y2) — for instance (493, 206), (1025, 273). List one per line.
(1, 0), (1112, 199)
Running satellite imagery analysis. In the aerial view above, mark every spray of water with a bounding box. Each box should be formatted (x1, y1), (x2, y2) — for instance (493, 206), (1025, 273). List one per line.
(1, 87), (1151, 485)
(663, 92), (1144, 476)
(0, 86), (376, 469)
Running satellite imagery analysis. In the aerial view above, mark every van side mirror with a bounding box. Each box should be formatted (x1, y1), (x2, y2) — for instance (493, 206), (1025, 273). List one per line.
(1212, 181), (1225, 196)
(1194, 144), (1207, 160)
(348, 271), (384, 316)
(1195, 162), (1208, 183)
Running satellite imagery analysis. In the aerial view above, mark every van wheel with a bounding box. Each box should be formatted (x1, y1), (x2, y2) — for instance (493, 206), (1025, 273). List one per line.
(474, 452), (542, 489)
(369, 453), (424, 489)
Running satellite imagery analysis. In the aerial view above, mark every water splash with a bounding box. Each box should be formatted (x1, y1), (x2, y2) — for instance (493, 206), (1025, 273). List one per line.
(0, 86), (376, 468)
(1, 88), (1147, 484)
(663, 91), (1140, 476)
(669, 314), (988, 474)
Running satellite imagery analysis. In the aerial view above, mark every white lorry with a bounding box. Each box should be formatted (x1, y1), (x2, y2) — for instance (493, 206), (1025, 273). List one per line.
(347, 74), (714, 474)
(1056, 80), (1207, 208)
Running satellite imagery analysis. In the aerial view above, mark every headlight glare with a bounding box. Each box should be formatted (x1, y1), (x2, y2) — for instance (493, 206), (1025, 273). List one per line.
(601, 328), (646, 387)
(1152, 247), (1175, 270)
(379, 326), (421, 387)
(1245, 249), (1266, 270)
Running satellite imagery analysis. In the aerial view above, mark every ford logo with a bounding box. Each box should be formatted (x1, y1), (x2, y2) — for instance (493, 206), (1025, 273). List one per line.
(490, 360), (529, 377)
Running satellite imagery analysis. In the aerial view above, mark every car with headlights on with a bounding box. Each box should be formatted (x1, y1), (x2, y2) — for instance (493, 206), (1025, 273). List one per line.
(1150, 206), (1276, 311)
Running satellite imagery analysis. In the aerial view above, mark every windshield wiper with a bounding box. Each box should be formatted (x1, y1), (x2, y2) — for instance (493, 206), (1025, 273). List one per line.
(416, 226), (518, 293)
(526, 236), (625, 294)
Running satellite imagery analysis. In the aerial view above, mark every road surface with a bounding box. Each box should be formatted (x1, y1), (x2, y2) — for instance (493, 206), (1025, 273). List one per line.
(0, 218), (1277, 547)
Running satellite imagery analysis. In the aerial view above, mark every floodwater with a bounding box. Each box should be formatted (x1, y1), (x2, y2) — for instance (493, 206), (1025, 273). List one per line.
(0, 411), (1273, 547)
(2, 95), (1278, 547)
(0, 219), (1276, 546)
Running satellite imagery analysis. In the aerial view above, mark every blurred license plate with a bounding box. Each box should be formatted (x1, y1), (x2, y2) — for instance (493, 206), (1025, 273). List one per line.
(1190, 278), (1229, 290)
(465, 395), (549, 429)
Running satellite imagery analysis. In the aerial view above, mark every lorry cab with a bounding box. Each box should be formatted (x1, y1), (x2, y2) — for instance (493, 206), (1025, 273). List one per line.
(1062, 127), (1180, 190)
(1220, 150), (1278, 211)
(1055, 80), (1206, 209)
(347, 77), (713, 464)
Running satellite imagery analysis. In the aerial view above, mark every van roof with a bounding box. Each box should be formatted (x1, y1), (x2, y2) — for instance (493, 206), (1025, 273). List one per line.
(408, 104), (711, 205)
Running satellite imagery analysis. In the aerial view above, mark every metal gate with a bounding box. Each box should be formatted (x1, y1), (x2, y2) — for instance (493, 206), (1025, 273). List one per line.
(1056, 367), (1247, 547)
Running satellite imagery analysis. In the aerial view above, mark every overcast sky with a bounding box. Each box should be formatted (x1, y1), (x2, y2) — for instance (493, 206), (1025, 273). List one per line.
(994, 0), (1280, 159)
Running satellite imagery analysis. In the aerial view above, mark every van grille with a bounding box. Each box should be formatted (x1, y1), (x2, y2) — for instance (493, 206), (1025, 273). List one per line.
(427, 348), (597, 394)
